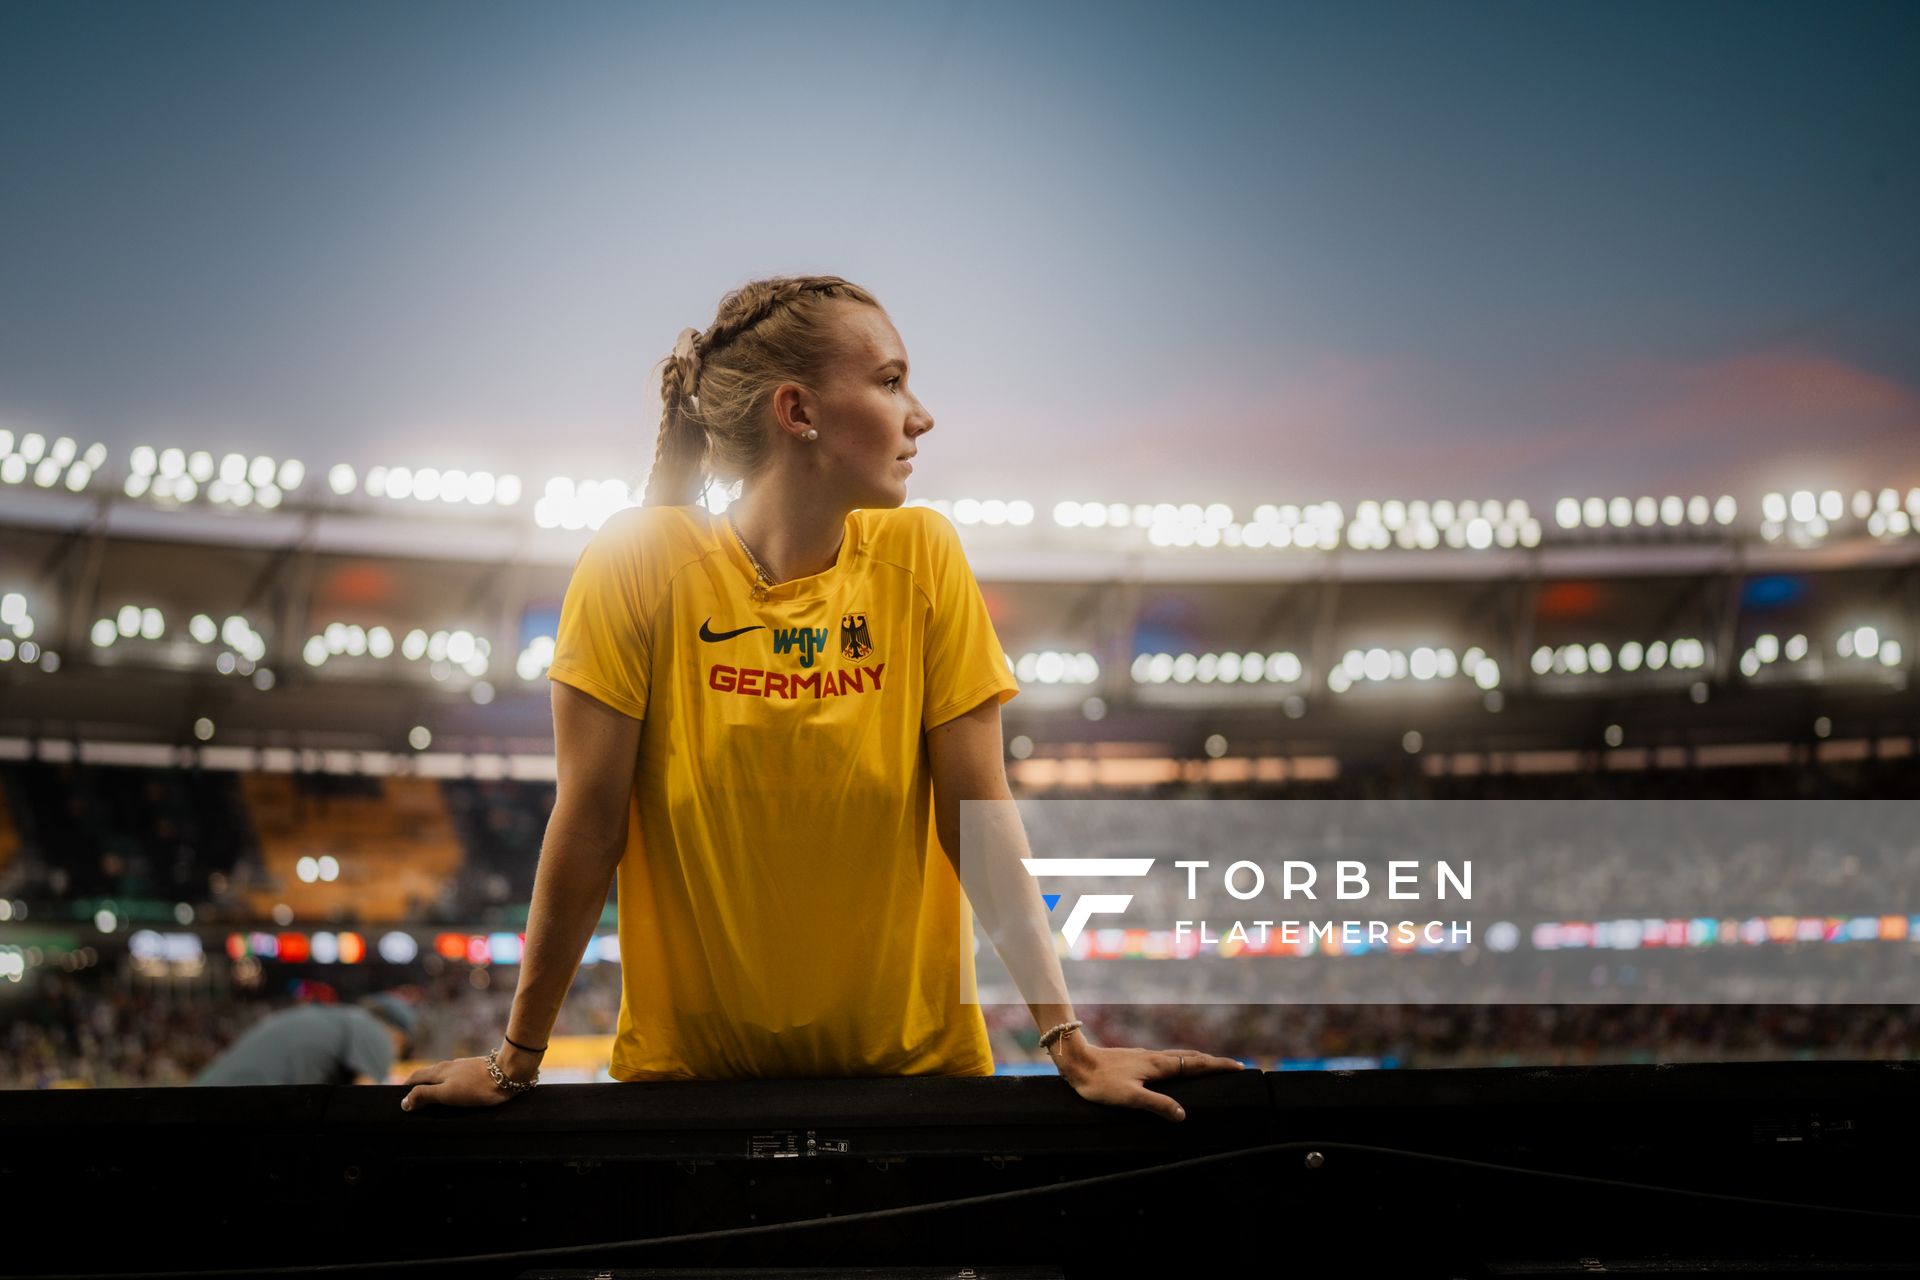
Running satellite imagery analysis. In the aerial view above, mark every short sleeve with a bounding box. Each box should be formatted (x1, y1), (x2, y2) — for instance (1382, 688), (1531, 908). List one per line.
(919, 509), (1020, 730)
(548, 510), (654, 720)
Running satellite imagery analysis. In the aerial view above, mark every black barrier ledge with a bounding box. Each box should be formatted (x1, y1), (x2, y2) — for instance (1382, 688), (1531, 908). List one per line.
(2, 1062), (1917, 1279)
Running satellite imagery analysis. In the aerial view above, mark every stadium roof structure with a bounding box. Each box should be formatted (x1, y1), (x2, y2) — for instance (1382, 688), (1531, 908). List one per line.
(2, 479), (1917, 777)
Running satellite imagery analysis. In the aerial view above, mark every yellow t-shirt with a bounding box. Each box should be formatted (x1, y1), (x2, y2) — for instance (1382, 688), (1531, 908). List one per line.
(547, 503), (1020, 1080)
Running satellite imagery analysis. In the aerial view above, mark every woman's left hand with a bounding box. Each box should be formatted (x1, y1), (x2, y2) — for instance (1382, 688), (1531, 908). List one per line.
(1053, 1037), (1246, 1122)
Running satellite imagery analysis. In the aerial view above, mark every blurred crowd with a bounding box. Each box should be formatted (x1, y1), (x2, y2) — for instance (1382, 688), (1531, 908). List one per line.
(3, 956), (1913, 1089)
(2, 756), (1915, 1089)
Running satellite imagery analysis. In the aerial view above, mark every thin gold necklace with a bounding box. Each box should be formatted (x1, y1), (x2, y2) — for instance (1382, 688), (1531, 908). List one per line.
(730, 522), (775, 602)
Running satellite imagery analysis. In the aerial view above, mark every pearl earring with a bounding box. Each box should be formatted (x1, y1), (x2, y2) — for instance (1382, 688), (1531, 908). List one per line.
(802, 429), (818, 441)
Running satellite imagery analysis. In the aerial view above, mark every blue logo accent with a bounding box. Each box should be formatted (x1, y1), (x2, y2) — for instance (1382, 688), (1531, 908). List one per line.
(1042, 893), (1061, 912)
(772, 626), (831, 668)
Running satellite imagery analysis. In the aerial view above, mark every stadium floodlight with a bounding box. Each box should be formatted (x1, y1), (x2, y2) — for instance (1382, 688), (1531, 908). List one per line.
(90, 619), (116, 648)
(1581, 497), (1605, 528)
(1883, 640), (1904, 667)
(140, 608), (163, 640)
(1785, 633), (1808, 661)
(116, 605), (141, 637)
(1608, 497), (1632, 528)
(414, 467), (441, 502)
(1588, 643), (1612, 674)
(323, 463), (357, 496)
(302, 636), (328, 667)
(1362, 648), (1391, 682)
(1789, 491), (1816, 523)
(1531, 646), (1553, 675)
(387, 466), (414, 500)
(63, 463), (91, 492)
(187, 451), (214, 482)
(1740, 650), (1761, 678)
(218, 453), (246, 485)
(277, 459), (305, 491)
(248, 456), (275, 487)
(32, 460), (59, 487)
(49, 437), (75, 464)
(496, 474), (522, 505)
(1, 456), (24, 485)
(18, 433), (45, 463)
(408, 726), (432, 751)
(1466, 518), (1492, 549)
(403, 629), (428, 661)
(1714, 495), (1737, 525)
(1327, 667), (1352, 694)
(1762, 492), (1787, 522)
(368, 627), (393, 659)
(257, 484), (281, 509)
(1474, 660), (1500, 690)
(1634, 496), (1657, 527)
(1618, 640), (1643, 672)
(1852, 490), (1873, 519)
(0, 428), (11, 454)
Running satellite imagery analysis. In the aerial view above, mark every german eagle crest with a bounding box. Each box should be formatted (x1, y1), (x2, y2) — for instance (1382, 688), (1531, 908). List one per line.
(840, 611), (873, 661)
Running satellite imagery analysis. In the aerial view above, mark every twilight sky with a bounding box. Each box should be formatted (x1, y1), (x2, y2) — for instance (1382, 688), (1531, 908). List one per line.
(1, 0), (1916, 510)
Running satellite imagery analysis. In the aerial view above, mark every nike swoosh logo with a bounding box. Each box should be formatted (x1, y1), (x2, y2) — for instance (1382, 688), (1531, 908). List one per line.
(699, 619), (766, 643)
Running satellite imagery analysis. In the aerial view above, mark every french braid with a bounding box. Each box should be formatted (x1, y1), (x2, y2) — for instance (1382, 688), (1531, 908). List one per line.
(643, 276), (882, 508)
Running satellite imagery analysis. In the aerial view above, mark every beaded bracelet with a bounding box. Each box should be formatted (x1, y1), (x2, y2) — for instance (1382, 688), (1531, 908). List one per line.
(1038, 1020), (1084, 1052)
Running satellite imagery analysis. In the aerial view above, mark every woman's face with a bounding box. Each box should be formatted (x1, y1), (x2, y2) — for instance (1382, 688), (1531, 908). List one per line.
(805, 302), (934, 509)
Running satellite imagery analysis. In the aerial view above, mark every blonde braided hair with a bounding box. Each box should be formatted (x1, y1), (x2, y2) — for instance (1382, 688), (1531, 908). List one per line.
(645, 275), (883, 508)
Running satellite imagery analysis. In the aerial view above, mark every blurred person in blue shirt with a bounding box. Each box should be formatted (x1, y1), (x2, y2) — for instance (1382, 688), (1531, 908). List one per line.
(194, 993), (417, 1086)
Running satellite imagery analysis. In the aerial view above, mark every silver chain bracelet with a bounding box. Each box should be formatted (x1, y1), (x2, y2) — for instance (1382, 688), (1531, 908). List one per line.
(484, 1047), (539, 1094)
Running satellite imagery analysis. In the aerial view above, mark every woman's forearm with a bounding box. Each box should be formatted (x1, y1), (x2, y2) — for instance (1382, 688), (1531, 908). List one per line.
(936, 792), (1076, 1031)
(505, 829), (620, 1051)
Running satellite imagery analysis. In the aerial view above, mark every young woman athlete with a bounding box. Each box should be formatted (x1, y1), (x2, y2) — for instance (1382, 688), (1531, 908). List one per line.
(399, 275), (1241, 1119)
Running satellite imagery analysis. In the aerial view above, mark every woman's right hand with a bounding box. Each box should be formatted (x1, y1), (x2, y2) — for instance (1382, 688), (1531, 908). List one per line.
(399, 1048), (537, 1111)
